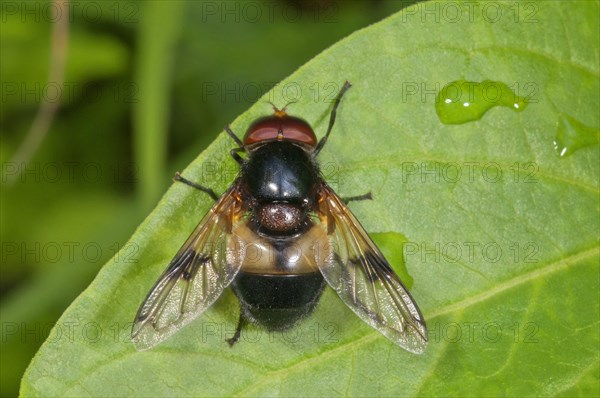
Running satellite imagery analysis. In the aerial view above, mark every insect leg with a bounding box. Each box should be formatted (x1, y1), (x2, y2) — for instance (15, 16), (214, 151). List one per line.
(225, 125), (244, 147)
(225, 125), (246, 164)
(314, 81), (352, 156)
(230, 147), (245, 164)
(173, 172), (219, 201)
(226, 310), (247, 347)
(342, 191), (373, 204)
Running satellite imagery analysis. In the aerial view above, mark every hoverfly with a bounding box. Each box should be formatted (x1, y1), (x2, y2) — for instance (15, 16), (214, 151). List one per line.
(132, 82), (428, 354)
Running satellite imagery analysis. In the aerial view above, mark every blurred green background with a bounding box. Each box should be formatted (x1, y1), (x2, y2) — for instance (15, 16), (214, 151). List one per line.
(0, 0), (416, 395)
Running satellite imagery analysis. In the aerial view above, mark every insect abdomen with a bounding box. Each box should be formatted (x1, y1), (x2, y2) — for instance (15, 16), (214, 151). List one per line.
(231, 272), (325, 330)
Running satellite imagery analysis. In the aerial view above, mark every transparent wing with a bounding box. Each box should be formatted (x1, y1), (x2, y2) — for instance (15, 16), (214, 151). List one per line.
(132, 182), (246, 350)
(314, 183), (428, 354)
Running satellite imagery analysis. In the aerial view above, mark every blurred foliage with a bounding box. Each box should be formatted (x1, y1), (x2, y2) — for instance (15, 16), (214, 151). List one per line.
(0, 0), (412, 396)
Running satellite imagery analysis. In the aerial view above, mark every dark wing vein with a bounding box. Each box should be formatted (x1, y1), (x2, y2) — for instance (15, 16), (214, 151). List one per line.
(316, 183), (427, 353)
(131, 182), (245, 350)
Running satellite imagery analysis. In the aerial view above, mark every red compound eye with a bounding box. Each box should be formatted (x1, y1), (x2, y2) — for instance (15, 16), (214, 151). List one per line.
(243, 111), (317, 147)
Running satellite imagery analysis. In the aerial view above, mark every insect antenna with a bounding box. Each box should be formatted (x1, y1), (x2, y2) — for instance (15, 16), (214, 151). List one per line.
(266, 100), (297, 116)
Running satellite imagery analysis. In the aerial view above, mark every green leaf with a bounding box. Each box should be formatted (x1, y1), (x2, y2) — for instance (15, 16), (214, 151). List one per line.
(21, 1), (599, 396)
(372, 232), (414, 288)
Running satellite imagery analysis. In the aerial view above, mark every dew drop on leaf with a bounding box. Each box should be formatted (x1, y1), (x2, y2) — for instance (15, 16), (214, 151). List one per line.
(435, 80), (528, 125)
(553, 113), (600, 157)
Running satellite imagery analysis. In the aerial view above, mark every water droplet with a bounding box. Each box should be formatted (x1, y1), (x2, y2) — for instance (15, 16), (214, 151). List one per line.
(435, 80), (528, 125)
(553, 114), (599, 157)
